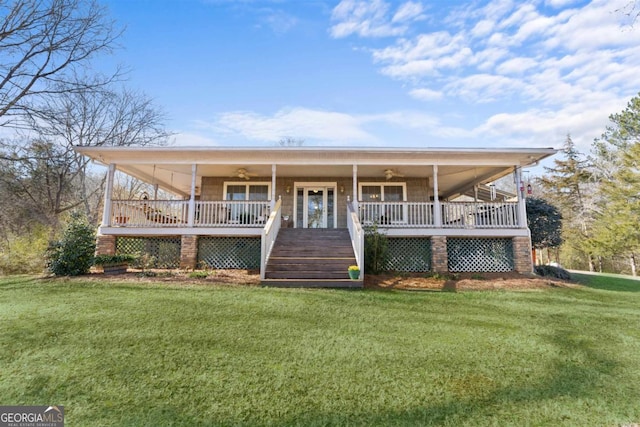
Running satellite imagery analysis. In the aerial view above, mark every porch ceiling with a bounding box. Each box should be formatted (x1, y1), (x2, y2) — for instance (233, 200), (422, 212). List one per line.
(78, 146), (556, 198)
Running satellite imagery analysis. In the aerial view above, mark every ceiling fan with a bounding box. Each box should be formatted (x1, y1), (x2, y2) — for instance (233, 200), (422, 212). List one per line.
(231, 168), (259, 180)
(384, 169), (405, 180)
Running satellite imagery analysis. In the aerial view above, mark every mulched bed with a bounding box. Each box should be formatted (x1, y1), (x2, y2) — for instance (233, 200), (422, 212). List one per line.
(77, 269), (577, 291)
(365, 271), (579, 291)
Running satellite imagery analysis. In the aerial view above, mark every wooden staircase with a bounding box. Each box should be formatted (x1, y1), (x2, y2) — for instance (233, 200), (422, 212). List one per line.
(262, 228), (363, 288)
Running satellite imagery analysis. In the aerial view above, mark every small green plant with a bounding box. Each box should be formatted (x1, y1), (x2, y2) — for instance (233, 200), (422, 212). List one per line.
(136, 270), (157, 278)
(188, 270), (209, 279)
(535, 265), (571, 280)
(46, 213), (96, 276)
(364, 224), (389, 274)
(471, 273), (487, 280)
(134, 253), (157, 271)
(93, 254), (137, 266)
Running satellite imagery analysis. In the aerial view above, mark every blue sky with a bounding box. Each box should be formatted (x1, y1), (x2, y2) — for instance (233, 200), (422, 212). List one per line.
(102, 0), (640, 152)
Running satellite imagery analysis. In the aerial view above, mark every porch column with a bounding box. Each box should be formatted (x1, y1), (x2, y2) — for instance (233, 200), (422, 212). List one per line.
(433, 165), (442, 227)
(271, 164), (277, 209)
(431, 236), (448, 273)
(180, 235), (198, 269)
(352, 164), (358, 210)
(515, 167), (527, 228)
(101, 163), (116, 227)
(188, 164), (197, 227)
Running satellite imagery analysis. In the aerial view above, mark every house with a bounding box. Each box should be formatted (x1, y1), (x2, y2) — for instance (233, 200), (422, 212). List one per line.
(76, 146), (556, 287)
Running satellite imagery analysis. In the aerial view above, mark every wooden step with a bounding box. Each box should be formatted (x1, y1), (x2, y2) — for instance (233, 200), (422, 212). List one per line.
(262, 279), (363, 288)
(262, 228), (360, 287)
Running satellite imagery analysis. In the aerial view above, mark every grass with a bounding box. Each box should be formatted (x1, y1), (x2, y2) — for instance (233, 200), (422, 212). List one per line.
(1, 275), (639, 426)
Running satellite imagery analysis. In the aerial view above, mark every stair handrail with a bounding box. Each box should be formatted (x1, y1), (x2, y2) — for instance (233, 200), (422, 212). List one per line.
(261, 197), (282, 280)
(346, 198), (364, 279)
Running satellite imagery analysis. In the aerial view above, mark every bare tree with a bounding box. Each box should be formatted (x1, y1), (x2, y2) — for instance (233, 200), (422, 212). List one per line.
(278, 136), (305, 147)
(0, 0), (122, 123)
(19, 85), (171, 223)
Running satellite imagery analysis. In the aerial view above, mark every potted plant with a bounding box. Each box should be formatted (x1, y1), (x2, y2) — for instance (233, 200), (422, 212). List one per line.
(348, 265), (361, 280)
(93, 254), (137, 275)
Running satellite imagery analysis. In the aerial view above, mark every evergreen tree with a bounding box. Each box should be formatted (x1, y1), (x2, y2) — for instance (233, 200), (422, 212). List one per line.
(537, 135), (596, 270)
(590, 141), (640, 275)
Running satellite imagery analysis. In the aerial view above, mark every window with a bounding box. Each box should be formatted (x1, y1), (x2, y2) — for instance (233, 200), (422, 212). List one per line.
(223, 182), (271, 224)
(359, 183), (407, 224)
(359, 183), (406, 201)
(224, 183), (270, 201)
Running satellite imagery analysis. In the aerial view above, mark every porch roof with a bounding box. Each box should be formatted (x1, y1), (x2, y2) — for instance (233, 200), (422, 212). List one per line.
(77, 146), (556, 198)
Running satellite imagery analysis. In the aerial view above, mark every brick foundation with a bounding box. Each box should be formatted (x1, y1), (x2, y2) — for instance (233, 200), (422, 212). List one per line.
(513, 236), (533, 274)
(180, 235), (198, 269)
(431, 236), (448, 273)
(95, 234), (116, 256)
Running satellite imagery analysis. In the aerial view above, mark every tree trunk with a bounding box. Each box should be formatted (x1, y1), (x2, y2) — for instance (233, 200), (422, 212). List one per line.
(630, 253), (637, 277)
(588, 255), (595, 272)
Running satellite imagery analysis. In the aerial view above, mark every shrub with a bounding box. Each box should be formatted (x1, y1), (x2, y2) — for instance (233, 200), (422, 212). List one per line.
(534, 265), (571, 280)
(93, 254), (137, 266)
(46, 214), (96, 276)
(0, 226), (50, 275)
(364, 224), (389, 274)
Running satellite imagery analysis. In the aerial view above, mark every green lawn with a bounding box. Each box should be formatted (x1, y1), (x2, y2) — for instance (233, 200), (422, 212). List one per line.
(1, 275), (639, 426)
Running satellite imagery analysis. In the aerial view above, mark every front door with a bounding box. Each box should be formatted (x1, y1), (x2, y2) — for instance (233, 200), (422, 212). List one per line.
(306, 188), (325, 228)
(295, 184), (336, 228)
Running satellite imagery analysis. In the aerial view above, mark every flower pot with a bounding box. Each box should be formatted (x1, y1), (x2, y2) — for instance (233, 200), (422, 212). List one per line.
(348, 269), (360, 280)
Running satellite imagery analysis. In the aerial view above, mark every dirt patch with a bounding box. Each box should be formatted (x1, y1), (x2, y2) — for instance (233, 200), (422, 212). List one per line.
(71, 269), (577, 291)
(365, 272), (579, 292)
(77, 268), (262, 286)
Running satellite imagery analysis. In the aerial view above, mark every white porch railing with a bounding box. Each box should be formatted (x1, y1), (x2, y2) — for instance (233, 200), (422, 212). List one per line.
(109, 200), (271, 228)
(260, 198), (282, 280)
(347, 200), (364, 279)
(111, 200), (189, 228)
(195, 200), (270, 227)
(442, 202), (519, 229)
(359, 201), (519, 229)
(359, 201), (435, 227)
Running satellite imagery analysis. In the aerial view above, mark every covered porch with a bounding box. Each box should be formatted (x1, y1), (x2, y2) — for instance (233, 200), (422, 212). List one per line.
(77, 146), (556, 281)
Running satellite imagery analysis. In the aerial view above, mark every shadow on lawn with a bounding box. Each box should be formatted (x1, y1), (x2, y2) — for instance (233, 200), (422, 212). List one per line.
(276, 329), (623, 426)
(572, 272), (640, 293)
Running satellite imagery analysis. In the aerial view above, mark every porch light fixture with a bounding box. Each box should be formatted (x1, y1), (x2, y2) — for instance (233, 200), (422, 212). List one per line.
(286, 186), (291, 194)
(340, 185), (344, 193)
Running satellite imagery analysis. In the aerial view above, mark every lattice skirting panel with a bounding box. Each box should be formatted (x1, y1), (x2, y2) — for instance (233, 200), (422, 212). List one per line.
(447, 238), (514, 272)
(386, 238), (432, 272)
(198, 237), (260, 269)
(116, 236), (181, 269)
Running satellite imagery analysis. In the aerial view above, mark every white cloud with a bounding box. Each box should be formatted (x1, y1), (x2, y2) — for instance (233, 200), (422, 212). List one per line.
(474, 94), (629, 151)
(195, 107), (469, 144)
(351, 0), (639, 146)
(208, 108), (375, 143)
(495, 57), (539, 74)
(330, 0), (425, 38)
(170, 132), (219, 147)
(262, 10), (299, 34)
(409, 88), (443, 101)
(392, 1), (425, 23)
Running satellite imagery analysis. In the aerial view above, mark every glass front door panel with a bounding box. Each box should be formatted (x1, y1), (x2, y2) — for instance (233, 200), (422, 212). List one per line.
(307, 189), (325, 228)
(327, 189), (334, 229)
